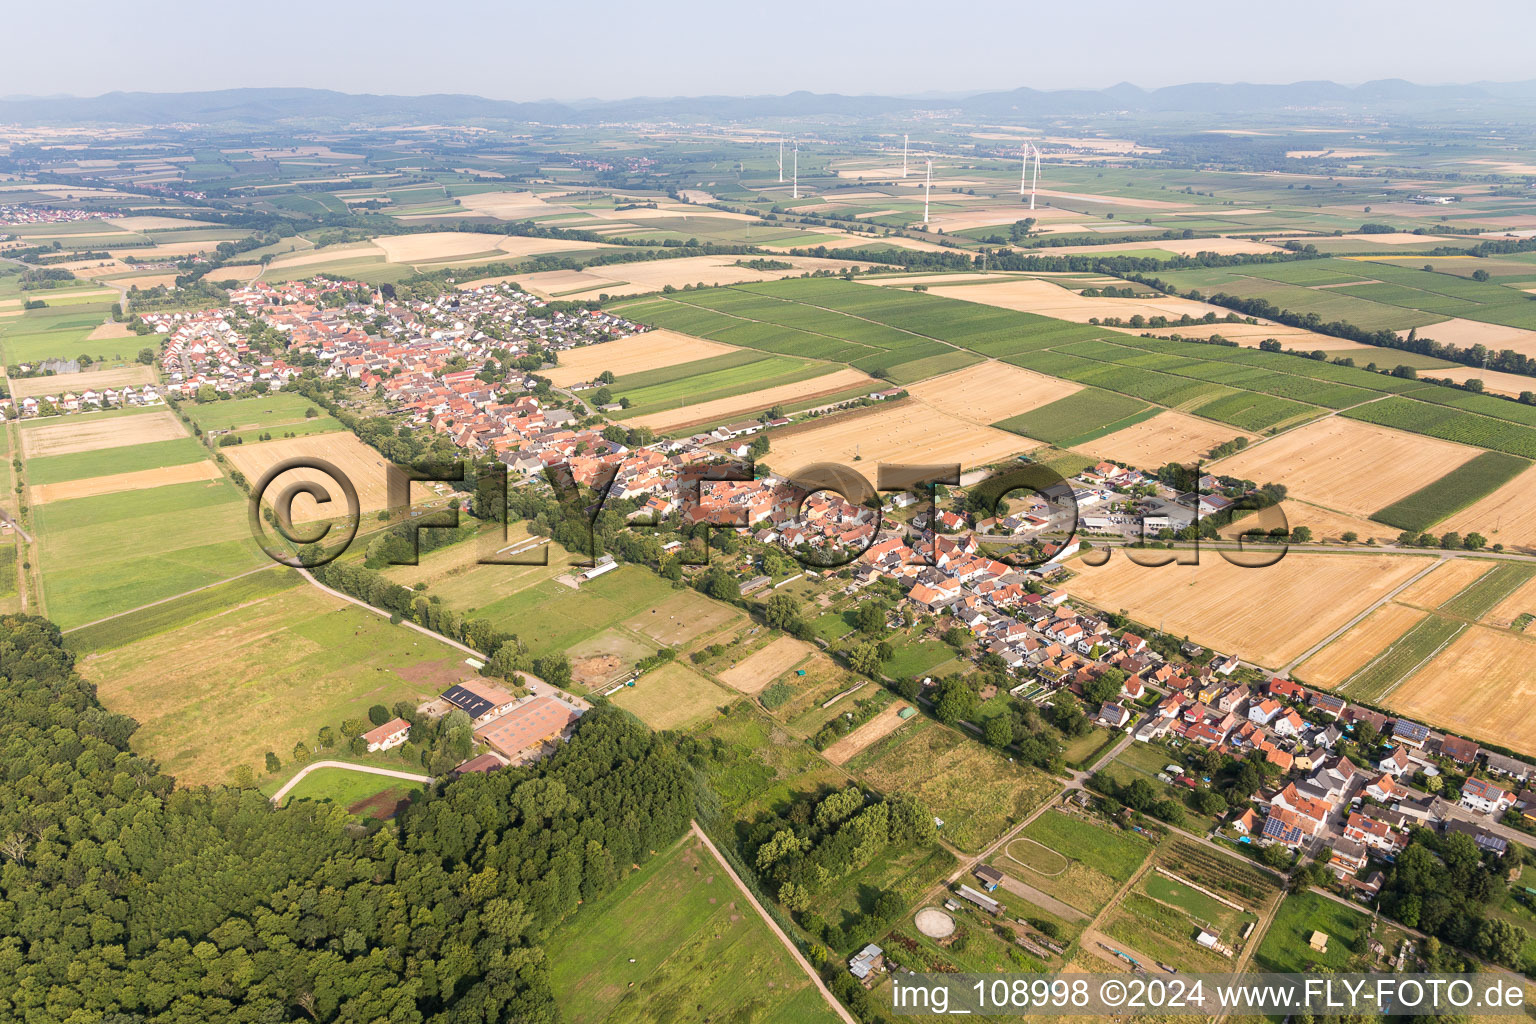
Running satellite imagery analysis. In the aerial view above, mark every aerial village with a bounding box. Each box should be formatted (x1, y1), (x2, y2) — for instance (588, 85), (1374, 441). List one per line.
(13, 275), (1534, 881)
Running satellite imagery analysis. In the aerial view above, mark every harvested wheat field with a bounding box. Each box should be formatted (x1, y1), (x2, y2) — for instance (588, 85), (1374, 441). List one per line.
(1295, 602), (1427, 689)
(119, 273), (180, 291)
(204, 263), (264, 284)
(1483, 573), (1536, 628)
(265, 243), (379, 270)
(222, 433), (391, 521)
(450, 190), (573, 219)
(1063, 552), (1432, 667)
(20, 410), (185, 458)
(766, 401), (1037, 474)
(375, 232), (614, 263)
(1035, 237), (1285, 257)
(108, 240), (227, 260)
(1421, 365), (1536, 399)
(8, 364), (155, 399)
(908, 362), (1080, 425)
(1400, 318), (1536, 359)
(928, 278), (1233, 325)
(627, 368), (878, 432)
(1388, 626), (1536, 756)
(31, 460), (221, 504)
(1221, 499), (1397, 545)
(1440, 464), (1536, 553)
(1212, 418), (1476, 517)
(541, 330), (739, 387)
(85, 320), (140, 341)
(717, 635), (815, 694)
(1083, 411), (1252, 466)
(823, 703), (915, 765)
(509, 254), (873, 300)
(1394, 558), (1494, 609)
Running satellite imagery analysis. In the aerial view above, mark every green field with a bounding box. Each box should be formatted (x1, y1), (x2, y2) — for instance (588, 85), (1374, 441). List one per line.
(277, 766), (426, 816)
(1371, 452), (1531, 532)
(847, 718), (1058, 853)
(1345, 397), (1536, 459)
(0, 306), (122, 366)
(78, 584), (474, 785)
(1019, 810), (1151, 883)
(182, 392), (341, 439)
(472, 565), (682, 658)
(1338, 613), (1466, 701)
(26, 437), (209, 485)
(1252, 891), (1371, 972)
(613, 353), (835, 417)
(63, 567), (301, 653)
(32, 476), (264, 628)
(546, 833), (842, 1024)
(993, 388), (1154, 445)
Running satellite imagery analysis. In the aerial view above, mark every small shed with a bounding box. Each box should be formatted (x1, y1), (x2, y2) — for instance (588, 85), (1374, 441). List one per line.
(1309, 931), (1329, 953)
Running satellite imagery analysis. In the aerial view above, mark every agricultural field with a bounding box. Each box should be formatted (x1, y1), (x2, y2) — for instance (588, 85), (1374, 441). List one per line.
(0, 305), (124, 366)
(511, 253), (870, 300)
(1344, 396), (1536, 460)
(1386, 624), (1536, 756)
(182, 393), (342, 443)
(31, 459), (223, 504)
(1439, 562), (1536, 620)
(1063, 551), (1432, 668)
(78, 584), (474, 784)
(1370, 451), (1530, 532)
(621, 361), (866, 427)
(1394, 558), (1496, 609)
(19, 408), (187, 458)
(610, 662), (732, 731)
(1441, 463), (1536, 552)
(1294, 602), (1427, 688)
(221, 431), (392, 521)
(993, 388), (1153, 446)
(545, 833), (842, 1024)
(63, 567), (302, 654)
(25, 435), (207, 486)
(845, 718), (1058, 853)
(905, 361), (1081, 426)
(31, 475), (263, 628)
(821, 702), (915, 765)
(540, 329), (739, 386)
(1335, 614), (1466, 702)
(1081, 411), (1252, 466)
(716, 634), (815, 694)
(767, 399), (1035, 474)
(469, 565), (682, 659)
(689, 710), (845, 821)
(7, 363), (155, 399)
(1222, 499), (1397, 545)
(1212, 417), (1478, 518)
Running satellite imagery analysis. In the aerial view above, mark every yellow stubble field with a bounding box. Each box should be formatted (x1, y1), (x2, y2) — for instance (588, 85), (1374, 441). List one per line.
(765, 400), (1038, 475)
(1440, 463), (1536, 553)
(20, 410), (186, 457)
(1294, 602), (1427, 689)
(221, 432), (392, 522)
(626, 368), (878, 432)
(1211, 418), (1477, 518)
(1062, 552), (1432, 668)
(1387, 626), (1536, 756)
(906, 362), (1081, 425)
(1083, 411), (1253, 466)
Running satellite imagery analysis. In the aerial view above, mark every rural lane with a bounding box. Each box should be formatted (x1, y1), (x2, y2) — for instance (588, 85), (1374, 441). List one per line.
(690, 822), (858, 1024)
(270, 760), (433, 805)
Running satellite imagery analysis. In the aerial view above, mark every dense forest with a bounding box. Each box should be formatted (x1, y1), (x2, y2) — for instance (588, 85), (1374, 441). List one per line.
(0, 614), (696, 1022)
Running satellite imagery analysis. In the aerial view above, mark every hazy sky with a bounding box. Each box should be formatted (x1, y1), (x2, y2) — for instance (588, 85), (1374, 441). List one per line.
(8, 0), (1536, 101)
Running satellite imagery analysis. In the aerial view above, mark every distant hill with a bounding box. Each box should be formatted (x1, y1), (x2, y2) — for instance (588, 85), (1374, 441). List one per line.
(4, 80), (1536, 126)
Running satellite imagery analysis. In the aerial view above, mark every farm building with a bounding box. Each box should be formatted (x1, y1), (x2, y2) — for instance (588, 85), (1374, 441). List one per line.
(848, 943), (884, 980)
(361, 717), (411, 752)
(441, 680), (519, 726)
(973, 865), (1003, 892)
(579, 554), (618, 581)
(473, 695), (584, 759)
(957, 884), (1001, 915)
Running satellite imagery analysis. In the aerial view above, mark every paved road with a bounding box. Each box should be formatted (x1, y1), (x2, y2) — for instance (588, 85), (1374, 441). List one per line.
(690, 822), (858, 1024)
(270, 760), (433, 805)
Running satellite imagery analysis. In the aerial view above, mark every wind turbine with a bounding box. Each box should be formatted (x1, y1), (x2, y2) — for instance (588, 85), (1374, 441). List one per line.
(792, 141), (800, 200)
(922, 158), (932, 228)
(1029, 143), (1041, 211)
(1020, 144), (1030, 196)
(778, 138), (784, 184)
(902, 134), (909, 178)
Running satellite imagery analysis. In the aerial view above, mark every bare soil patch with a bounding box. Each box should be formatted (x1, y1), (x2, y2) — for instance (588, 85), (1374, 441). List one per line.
(31, 460), (220, 504)
(823, 702), (913, 764)
(718, 635), (815, 694)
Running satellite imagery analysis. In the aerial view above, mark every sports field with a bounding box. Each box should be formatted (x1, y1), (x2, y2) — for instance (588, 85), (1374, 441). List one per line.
(541, 329), (738, 386)
(78, 585), (465, 784)
(1064, 552), (1432, 667)
(1387, 625), (1536, 757)
(545, 832), (841, 1024)
(1212, 417), (1476, 518)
